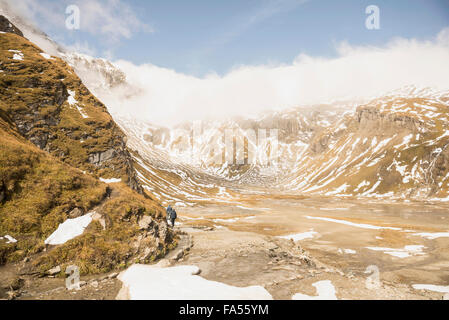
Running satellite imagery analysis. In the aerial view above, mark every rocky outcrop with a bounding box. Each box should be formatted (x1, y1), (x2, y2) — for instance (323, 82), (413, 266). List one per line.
(138, 215), (154, 230)
(63, 53), (127, 90)
(0, 181), (6, 203)
(89, 149), (116, 165)
(0, 15), (23, 37)
(356, 105), (422, 132)
(68, 207), (84, 219)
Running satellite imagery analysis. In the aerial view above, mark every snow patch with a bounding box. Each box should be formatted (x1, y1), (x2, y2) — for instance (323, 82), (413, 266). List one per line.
(412, 231), (449, 240)
(338, 248), (356, 254)
(9, 49), (23, 60)
(45, 212), (94, 245)
(0, 235), (17, 243)
(325, 183), (350, 196)
(117, 264), (273, 300)
(67, 90), (89, 118)
(67, 90), (78, 106)
(213, 218), (239, 223)
(355, 180), (370, 192)
(100, 177), (122, 184)
(306, 216), (401, 231)
(365, 245), (425, 258)
(278, 230), (318, 241)
(292, 280), (337, 300)
(40, 53), (54, 60)
(412, 284), (449, 293)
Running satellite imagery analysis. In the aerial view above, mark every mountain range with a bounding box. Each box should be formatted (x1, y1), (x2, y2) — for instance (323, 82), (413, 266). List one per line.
(1, 6), (449, 277)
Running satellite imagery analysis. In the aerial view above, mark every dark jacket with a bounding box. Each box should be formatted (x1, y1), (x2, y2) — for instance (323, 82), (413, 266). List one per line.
(166, 206), (176, 219)
(166, 206), (172, 218)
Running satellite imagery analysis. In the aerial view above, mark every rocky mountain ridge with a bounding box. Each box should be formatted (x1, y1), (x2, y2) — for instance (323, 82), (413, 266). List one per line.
(115, 86), (449, 205)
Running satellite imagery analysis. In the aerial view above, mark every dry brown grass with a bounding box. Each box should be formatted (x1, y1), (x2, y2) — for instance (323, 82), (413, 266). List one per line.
(0, 32), (175, 274)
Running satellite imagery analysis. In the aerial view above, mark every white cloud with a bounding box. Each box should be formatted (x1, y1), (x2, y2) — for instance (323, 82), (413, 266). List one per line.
(98, 28), (449, 127)
(77, 0), (153, 42)
(64, 40), (97, 56)
(1, 0), (152, 43)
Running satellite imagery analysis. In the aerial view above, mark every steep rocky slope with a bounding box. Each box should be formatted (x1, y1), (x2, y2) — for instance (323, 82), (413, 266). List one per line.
(113, 104), (350, 206)
(283, 87), (449, 200)
(0, 16), (175, 275)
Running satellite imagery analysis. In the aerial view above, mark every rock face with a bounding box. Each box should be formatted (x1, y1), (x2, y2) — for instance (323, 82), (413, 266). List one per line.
(356, 105), (421, 132)
(138, 215), (154, 230)
(0, 181), (6, 203)
(281, 88), (449, 199)
(68, 208), (84, 219)
(89, 149), (116, 165)
(0, 15), (23, 37)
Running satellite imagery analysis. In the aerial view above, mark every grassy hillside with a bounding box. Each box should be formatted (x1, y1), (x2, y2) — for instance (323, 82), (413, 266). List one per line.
(0, 30), (141, 192)
(0, 22), (176, 275)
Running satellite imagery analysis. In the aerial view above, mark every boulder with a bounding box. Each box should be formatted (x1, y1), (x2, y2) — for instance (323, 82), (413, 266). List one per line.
(68, 207), (84, 219)
(158, 222), (171, 243)
(92, 211), (107, 230)
(6, 277), (24, 291)
(88, 149), (116, 165)
(155, 259), (172, 268)
(140, 246), (156, 260)
(138, 215), (154, 230)
(0, 15), (24, 37)
(47, 266), (61, 276)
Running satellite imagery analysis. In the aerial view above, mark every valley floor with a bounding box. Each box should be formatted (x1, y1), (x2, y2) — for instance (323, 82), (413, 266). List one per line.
(179, 195), (449, 299)
(2, 195), (449, 300)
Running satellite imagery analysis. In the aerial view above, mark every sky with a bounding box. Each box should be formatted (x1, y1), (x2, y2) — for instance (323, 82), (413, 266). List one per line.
(2, 0), (449, 125)
(5, 0), (449, 76)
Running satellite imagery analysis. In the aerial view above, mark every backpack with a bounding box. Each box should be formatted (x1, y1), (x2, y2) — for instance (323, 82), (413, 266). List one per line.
(166, 206), (172, 218)
(171, 209), (177, 219)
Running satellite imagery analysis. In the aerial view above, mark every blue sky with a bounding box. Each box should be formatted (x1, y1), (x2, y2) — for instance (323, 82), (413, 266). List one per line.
(14, 0), (449, 77)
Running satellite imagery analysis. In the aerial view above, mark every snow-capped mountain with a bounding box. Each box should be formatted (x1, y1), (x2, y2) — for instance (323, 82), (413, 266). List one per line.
(282, 85), (449, 200)
(115, 86), (449, 204)
(62, 52), (128, 94)
(3, 1), (447, 204)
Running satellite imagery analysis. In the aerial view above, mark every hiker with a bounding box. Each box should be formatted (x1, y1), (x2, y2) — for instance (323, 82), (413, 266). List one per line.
(106, 186), (112, 199)
(166, 205), (177, 227)
(166, 205), (172, 221)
